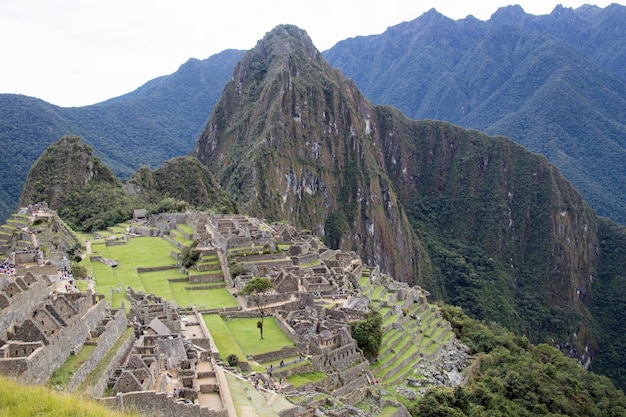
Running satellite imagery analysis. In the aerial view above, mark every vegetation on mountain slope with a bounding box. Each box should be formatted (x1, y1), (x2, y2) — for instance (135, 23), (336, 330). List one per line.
(324, 4), (626, 225)
(194, 24), (421, 284)
(126, 155), (238, 214)
(0, 49), (244, 224)
(414, 305), (626, 417)
(192, 25), (623, 389)
(19, 136), (237, 232)
(588, 217), (626, 392)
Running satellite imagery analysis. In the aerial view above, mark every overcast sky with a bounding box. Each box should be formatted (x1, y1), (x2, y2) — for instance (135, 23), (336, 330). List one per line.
(0, 1), (621, 107)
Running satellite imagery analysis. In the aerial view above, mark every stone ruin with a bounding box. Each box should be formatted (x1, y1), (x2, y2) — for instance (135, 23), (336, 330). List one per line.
(0, 271), (126, 386)
(100, 291), (235, 417)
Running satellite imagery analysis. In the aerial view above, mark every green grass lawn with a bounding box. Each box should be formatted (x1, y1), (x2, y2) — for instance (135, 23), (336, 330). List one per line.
(287, 371), (327, 388)
(47, 344), (97, 388)
(223, 317), (294, 356)
(185, 287), (238, 309)
(90, 237), (178, 305)
(203, 314), (246, 361)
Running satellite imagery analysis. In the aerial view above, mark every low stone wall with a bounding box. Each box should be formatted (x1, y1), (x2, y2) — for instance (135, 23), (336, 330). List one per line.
(105, 239), (127, 247)
(66, 309), (128, 392)
(99, 390), (228, 417)
(219, 310), (265, 319)
(273, 361), (314, 380)
(249, 347), (298, 363)
(200, 306), (242, 315)
(136, 265), (176, 273)
(128, 226), (162, 237)
(241, 292), (290, 308)
(189, 272), (223, 284)
(196, 263), (221, 272)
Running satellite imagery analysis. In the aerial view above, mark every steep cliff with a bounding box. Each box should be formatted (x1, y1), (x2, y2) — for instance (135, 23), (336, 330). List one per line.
(194, 25), (421, 282)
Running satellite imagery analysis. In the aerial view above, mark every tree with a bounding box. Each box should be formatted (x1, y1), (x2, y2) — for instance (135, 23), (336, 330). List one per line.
(349, 310), (383, 360)
(239, 277), (274, 339)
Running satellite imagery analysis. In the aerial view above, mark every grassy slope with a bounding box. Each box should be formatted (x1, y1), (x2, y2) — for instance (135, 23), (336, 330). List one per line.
(0, 375), (137, 417)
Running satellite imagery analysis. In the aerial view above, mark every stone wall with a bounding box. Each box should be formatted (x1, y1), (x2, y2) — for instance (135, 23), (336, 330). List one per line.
(13, 297), (109, 384)
(241, 293), (290, 308)
(189, 272), (223, 284)
(291, 252), (318, 266)
(65, 308), (128, 392)
(136, 266), (176, 273)
(99, 390), (228, 417)
(90, 330), (136, 397)
(249, 347), (298, 363)
(276, 314), (300, 342)
(0, 274), (50, 340)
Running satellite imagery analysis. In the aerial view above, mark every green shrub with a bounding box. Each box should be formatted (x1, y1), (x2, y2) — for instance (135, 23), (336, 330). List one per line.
(226, 354), (239, 367)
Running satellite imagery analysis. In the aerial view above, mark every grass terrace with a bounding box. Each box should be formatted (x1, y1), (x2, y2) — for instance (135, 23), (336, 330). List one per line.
(170, 228), (193, 246)
(107, 223), (130, 234)
(203, 314), (246, 362)
(47, 344), (97, 389)
(223, 317), (295, 356)
(287, 371), (327, 388)
(203, 315), (295, 372)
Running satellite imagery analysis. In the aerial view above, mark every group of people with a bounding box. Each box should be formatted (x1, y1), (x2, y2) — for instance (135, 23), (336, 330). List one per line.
(0, 258), (15, 275)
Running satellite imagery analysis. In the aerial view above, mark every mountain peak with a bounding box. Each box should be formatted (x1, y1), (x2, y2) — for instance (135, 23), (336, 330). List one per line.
(194, 25), (418, 282)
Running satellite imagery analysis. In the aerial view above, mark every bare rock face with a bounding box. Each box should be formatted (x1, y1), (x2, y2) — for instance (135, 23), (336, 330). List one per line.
(194, 25), (421, 283)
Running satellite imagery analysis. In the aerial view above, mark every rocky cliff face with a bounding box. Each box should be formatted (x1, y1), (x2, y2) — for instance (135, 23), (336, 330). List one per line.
(194, 25), (420, 282)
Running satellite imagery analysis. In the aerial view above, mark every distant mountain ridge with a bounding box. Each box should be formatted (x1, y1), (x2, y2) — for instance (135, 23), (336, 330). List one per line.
(2, 4), (626, 227)
(323, 3), (626, 224)
(0, 49), (244, 224)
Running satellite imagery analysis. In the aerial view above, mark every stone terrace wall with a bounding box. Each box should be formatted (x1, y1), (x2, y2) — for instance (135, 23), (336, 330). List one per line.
(99, 390), (228, 417)
(90, 331), (136, 398)
(66, 308), (128, 392)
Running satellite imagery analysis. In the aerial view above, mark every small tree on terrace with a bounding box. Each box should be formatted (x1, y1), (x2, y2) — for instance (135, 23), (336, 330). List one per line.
(239, 277), (274, 339)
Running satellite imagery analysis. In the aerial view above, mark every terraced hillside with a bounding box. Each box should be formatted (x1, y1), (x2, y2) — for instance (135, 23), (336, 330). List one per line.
(359, 272), (469, 404)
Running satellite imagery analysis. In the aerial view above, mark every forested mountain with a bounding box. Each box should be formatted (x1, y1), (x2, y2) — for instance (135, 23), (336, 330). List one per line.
(19, 135), (236, 232)
(3, 4), (626, 229)
(0, 49), (244, 224)
(324, 4), (626, 224)
(191, 24), (626, 386)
